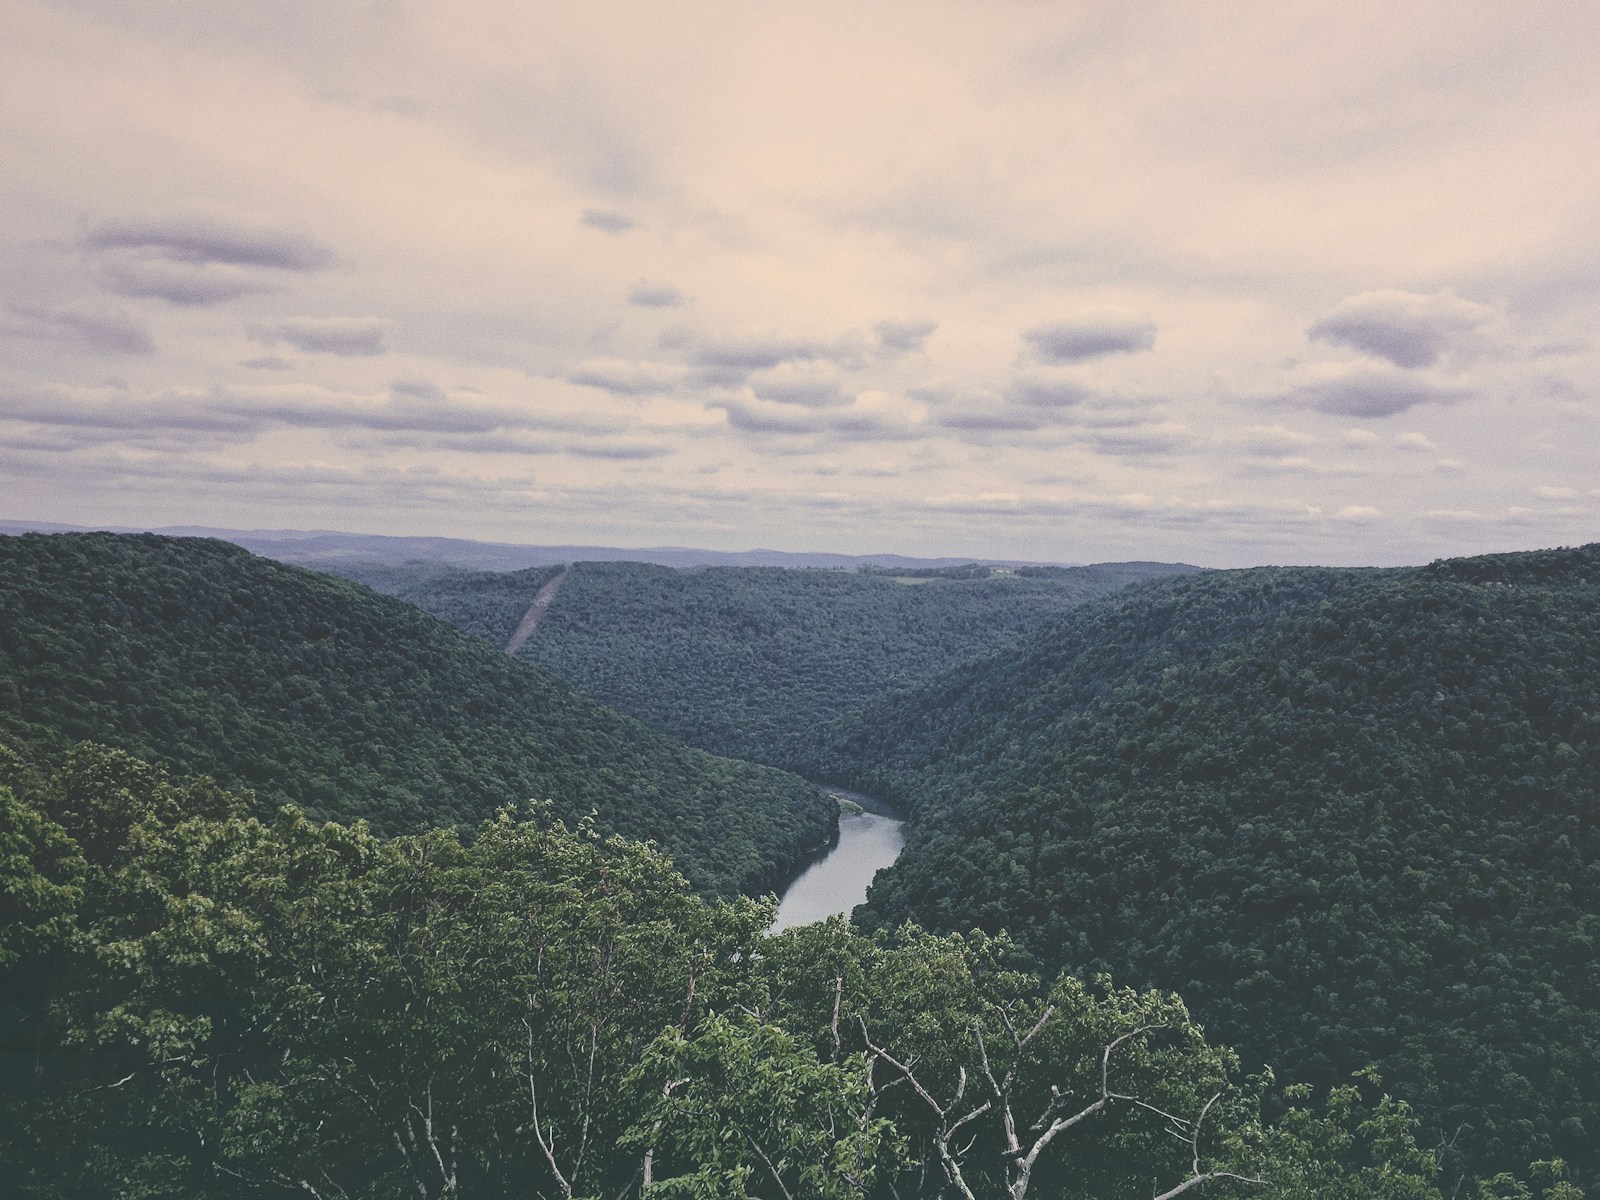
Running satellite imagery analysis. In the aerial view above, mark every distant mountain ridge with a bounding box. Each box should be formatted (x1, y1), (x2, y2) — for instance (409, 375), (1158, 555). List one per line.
(0, 520), (1170, 573)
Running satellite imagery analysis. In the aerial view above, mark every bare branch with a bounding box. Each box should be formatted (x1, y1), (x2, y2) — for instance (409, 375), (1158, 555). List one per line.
(1148, 1092), (1265, 1200)
(857, 1017), (948, 1120)
(524, 1011), (573, 1199)
(829, 975), (844, 1064)
(1151, 1169), (1266, 1200)
(738, 1123), (797, 1200)
(857, 1017), (980, 1200)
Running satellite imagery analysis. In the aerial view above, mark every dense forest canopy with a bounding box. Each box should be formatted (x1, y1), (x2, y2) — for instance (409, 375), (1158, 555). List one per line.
(796, 545), (1600, 1185)
(333, 557), (1201, 767)
(2, 739), (1511, 1200)
(4, 531), (1598, 1194)
(0, 534), (832, 896)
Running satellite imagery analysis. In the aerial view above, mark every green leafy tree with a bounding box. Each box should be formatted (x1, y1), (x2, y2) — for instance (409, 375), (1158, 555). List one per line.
(624, 1013), (904, 1198)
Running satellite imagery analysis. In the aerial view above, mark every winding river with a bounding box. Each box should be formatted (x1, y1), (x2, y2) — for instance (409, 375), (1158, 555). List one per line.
(772, 788), (906, 932)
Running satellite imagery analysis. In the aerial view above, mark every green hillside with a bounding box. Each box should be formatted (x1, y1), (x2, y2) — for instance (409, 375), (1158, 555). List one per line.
(0, 533), (833, 896)
(333, 558), (1201, 766)
(807, 546), (1600, 1183)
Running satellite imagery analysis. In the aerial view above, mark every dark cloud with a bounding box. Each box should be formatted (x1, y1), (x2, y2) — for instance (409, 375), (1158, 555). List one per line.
(566, 359), (680, 397)
(565, 440), (673, 460)
(935, 406), (1053, 433)
(345, 430), (564, 456)
(1, 303), (155, 355)
(915, 379), (1075, 435)
(1308, 289), (1494, 368)
(823, 408), (922, 441)
(874, 318), (938, 355)
(714, 398), (820, 435)
(83, 215), (335, 272)
(0, 383), (256, 435)
(225, 395), (488, 435)
(665, 325), (877, 386)
(1005, 372), (1092, 409)
(241, 355), (292, 371)
(82, 213), (335, 306)
(96, 259), (281, 305)
(1083, 423), (1195, 457)
(688, 336), (833, 372)
(713, 396), (919, 442)
(750, 372), (850, 408)
(1287, 366), (1468, 417)
(580, 208), (639, 234)
(0, 381), (628, 443)
(251, 316), (391, 356)
(673, 333), (866, 390)
(344, 428), (661, 458)
(627, 282), (687, 308)
(1022, 316), (1156, 362)
(679, 364), (745, 390)
(389, 376), (448, 403)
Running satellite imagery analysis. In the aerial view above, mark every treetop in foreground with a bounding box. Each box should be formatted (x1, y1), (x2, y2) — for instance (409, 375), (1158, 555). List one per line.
(0, 739), (1474, 1199)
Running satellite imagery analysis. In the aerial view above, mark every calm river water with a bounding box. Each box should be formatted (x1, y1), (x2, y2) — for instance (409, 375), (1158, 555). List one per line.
(772, 788), (906, 931)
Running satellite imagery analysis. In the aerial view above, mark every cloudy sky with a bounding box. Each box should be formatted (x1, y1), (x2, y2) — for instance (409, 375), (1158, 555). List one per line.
(3, 0), (1598, 566)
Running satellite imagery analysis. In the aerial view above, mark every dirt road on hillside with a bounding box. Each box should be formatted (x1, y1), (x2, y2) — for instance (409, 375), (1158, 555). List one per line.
(504, 567), (570, 656)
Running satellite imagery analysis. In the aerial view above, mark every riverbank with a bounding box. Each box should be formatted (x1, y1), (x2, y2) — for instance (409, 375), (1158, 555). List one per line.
(771, 786), (907, 931)
(820, 785), (904, 820)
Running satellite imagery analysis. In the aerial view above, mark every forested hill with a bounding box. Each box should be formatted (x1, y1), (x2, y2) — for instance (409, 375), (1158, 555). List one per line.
(0, 533), (834, 896)
(806, 544), (1600, 1183)
(330, 558), (1201, 766)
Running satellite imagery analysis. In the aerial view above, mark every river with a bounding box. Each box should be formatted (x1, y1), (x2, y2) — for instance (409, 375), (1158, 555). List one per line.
(771, 787), (906, 932)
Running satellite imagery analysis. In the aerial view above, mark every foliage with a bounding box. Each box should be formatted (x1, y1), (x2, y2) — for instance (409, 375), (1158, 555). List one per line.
(0, 533), (834, 895)
(0, 742), (1452, 1198)
(815, 545), (1600, 1185)
(623, 1013), (905, 1199)
(5, 530), (1594, 1192)
(337, 558), (1198, 767)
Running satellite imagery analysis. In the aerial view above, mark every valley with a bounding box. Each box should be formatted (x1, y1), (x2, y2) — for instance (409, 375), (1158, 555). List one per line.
(2, 530), (1596, 1197)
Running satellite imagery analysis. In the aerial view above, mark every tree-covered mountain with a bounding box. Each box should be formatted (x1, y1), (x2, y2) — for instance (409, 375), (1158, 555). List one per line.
(1, 738), (1473, 1199)
(798, 545), (1600, 1184)
(333, 558), (1201, 766)
(0, 533), (832, 896)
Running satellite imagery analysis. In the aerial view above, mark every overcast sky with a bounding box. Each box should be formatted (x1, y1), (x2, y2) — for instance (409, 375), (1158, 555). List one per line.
(3, 0), (1598, 566)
